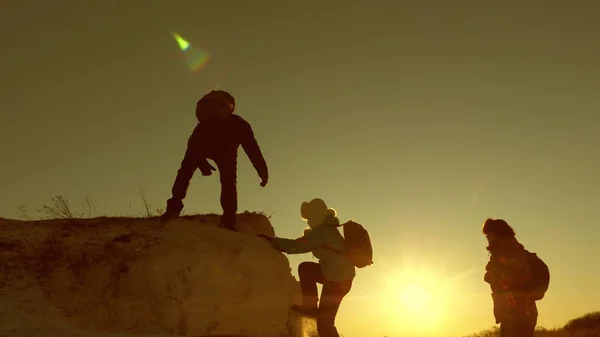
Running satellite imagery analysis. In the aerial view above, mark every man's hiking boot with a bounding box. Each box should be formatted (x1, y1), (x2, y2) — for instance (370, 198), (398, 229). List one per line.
(160, 199), (183, 223)
(159, 211), (179, 224)
(219, 214), (238, 232)
(220, 223), (238, 232)
(291, 304), (318, 317)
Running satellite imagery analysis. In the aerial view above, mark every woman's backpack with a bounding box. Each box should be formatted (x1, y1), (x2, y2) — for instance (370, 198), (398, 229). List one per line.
(325, 221), (374, 268)
(525, 252), (550, 301)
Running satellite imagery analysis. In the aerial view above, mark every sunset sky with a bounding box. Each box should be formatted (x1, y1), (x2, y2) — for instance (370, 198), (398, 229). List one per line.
(1, 1), (599, 336)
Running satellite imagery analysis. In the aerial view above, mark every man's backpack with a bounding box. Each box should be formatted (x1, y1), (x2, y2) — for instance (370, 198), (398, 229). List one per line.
(524, 252), (550, 301)
(326, 221), (374, 268)
(195, 90), (235, 123)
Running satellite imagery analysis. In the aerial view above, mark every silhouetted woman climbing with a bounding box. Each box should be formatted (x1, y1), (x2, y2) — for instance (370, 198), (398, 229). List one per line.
(259, 198), (355, 337)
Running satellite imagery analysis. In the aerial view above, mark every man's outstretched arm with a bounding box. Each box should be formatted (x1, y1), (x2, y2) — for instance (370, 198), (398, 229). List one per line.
(240, 120), (269, 184)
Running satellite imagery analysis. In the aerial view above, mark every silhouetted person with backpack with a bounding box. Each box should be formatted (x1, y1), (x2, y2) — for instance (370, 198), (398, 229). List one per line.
(259, 198), (373, 337)
(160, 90), (269, 231)
(482, 218), (550, 337)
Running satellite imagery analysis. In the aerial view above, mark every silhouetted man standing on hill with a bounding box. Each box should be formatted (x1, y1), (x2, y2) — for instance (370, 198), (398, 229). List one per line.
(482, 218), (550, 337)
(160, 90), (269, 231)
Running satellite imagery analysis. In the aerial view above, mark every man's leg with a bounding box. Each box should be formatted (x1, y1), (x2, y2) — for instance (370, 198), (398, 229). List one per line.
(214, 154), (238, 230)
(161, 152), (197, 222)
(316, 279), (353, 337)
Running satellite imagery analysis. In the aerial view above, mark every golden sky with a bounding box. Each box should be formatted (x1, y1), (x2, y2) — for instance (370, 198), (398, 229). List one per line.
(1, 1), (599, 336)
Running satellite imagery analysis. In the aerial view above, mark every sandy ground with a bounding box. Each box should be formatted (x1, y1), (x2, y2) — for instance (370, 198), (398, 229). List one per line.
(0, 213), (313, 337)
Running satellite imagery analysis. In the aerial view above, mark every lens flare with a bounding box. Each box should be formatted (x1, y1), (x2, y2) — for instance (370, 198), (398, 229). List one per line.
(169, 28), (210, 73)
(173, 32), (190, 50)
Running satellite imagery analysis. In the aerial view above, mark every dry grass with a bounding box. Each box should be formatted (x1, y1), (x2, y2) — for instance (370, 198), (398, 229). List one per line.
(11, 188), (274, 223)
(564, 312), (600, 332)
(0, 219), (158, 291)
(1, 192), (277, 306)
(36, 195), (78, 220)
(464, 313), (600, 337)
(1, 190), (174, 298)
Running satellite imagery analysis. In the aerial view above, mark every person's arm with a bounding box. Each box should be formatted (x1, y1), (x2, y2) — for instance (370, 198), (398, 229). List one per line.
(271, 227), (329, 254)
(238, 118), (269, 182)
(484, 259), (500, 290)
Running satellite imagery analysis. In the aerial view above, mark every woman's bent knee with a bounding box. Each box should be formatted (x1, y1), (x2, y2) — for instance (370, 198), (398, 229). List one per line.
(298, 261), (318, 276)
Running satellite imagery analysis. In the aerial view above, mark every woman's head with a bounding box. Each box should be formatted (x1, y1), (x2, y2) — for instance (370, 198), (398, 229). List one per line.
(300, 198), (337, 228)
(482, 218), (515, 247)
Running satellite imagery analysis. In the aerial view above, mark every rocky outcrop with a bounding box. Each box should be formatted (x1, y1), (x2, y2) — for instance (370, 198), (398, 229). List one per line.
(0, 213), (305, 337)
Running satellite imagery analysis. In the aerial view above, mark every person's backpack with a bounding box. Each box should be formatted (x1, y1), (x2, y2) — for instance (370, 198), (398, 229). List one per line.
(326, 221), (374, 268)
(524, 252), (550, 301)
(195, 90), (235, 123)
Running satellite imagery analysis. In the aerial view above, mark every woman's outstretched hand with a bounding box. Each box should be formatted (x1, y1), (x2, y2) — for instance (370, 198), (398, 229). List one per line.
(257, 234), (287, 253)
(257, 234), (274, 243)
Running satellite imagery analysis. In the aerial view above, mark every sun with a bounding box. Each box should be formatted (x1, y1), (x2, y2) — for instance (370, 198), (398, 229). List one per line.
(379, 266), (450, 329)
(374, 253), (475, 335)
(397, 281), (444, 328)
(399, 283), (432, 313)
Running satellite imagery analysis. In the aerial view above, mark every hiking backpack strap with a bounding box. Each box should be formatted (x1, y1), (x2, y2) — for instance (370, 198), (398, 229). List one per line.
(322, 223), (346, 255)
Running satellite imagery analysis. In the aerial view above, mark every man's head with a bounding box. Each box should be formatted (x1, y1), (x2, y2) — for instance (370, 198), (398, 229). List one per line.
(207, 90), (235, 112)
(195, 90), (236, 122)
(482, 218), (515, 247)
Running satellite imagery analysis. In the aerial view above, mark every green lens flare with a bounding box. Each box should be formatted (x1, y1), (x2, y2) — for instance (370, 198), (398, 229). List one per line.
(168, 28), (210, 73)
(172, 32), (190, 51)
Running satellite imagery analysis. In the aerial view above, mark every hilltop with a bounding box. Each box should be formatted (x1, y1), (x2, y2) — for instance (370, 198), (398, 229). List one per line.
(0, 212), (312, 337)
